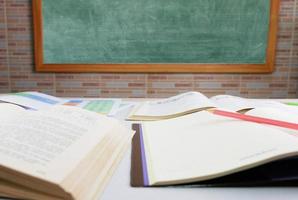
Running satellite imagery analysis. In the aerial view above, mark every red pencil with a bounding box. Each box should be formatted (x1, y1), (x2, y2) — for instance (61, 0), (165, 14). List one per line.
(212, 109), (298, 131)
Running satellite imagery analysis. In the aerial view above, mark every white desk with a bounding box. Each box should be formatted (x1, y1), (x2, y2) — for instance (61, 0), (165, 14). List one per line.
(101, 100), (298, 200)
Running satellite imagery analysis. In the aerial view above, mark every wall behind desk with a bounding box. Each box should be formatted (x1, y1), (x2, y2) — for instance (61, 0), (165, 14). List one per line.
(0, 0), (297, 98)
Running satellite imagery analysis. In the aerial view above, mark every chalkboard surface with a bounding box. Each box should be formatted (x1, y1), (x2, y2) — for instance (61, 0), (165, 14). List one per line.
(42, 0), (270, 64)
(33, 0), (279, 72)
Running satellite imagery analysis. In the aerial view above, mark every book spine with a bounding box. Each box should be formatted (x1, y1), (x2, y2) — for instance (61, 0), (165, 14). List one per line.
(139, 126), (150, 186)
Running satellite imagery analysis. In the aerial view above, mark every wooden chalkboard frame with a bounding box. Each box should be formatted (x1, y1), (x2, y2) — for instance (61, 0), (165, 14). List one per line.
(33, 0), (280, 73)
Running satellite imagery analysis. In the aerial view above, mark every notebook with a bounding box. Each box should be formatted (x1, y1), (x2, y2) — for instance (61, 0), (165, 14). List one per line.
(131, 111), (298, 187)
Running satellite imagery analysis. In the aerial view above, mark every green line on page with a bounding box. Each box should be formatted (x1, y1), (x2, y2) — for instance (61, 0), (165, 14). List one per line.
(285, 102), (298, 106)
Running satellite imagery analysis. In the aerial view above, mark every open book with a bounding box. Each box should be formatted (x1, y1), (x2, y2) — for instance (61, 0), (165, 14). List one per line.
(127, 91), (298, 121)
(0, 91), (65, 110)
(0, 91), (122, 116)
(131, 111), (298, 187)
(0, 103), (133, 200)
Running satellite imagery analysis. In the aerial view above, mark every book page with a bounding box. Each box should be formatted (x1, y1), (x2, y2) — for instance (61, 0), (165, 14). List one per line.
(0, 106), (125, 184)
(246, 107), (298, 124)
(63, 98), (122, 116)
(0, 91), (65, 110)
(141, 111), (298, 185)
(0, 103), (26, 120)
(210, 95), (294, 112)
(0, 103), (26, 112)
(245, 107), (298, 135)
(131, 92), (215, 117)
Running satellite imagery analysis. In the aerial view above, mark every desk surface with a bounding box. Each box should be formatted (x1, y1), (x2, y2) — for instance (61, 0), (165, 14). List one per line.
(101, 101), (298, 200)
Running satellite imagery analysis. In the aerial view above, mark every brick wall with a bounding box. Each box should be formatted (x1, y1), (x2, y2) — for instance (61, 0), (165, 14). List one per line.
(0, 0), (297, 98)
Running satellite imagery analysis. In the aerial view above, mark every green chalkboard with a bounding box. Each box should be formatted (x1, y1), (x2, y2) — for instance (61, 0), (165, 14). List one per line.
(33, 0), (279, 72)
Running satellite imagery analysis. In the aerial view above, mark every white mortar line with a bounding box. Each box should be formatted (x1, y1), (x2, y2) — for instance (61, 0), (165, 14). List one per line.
(286, 0), (297, 97)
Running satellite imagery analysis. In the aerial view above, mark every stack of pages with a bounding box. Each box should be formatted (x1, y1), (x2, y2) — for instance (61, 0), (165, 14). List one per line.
(131, 111), (298, 187)
(0, 103), (133, 200)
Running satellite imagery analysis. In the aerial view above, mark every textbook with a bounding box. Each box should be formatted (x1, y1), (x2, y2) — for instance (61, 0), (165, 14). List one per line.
(0, 91), (65, 110)
(127, 91), (298, 121)
(131, 111), (298, 187)
(0, 103), (133, 200)
(0, 91), (122, 116)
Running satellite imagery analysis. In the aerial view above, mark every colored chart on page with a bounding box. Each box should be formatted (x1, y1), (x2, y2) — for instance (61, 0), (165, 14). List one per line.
(286, 102), (298, 106)
(14, 92), (60, 105)
(63, 99), (84, 106)
(83, 100), (117, 115)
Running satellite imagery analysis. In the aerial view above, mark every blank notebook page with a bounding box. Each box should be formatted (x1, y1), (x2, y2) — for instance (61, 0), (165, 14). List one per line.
(141, 111), (298, 185)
